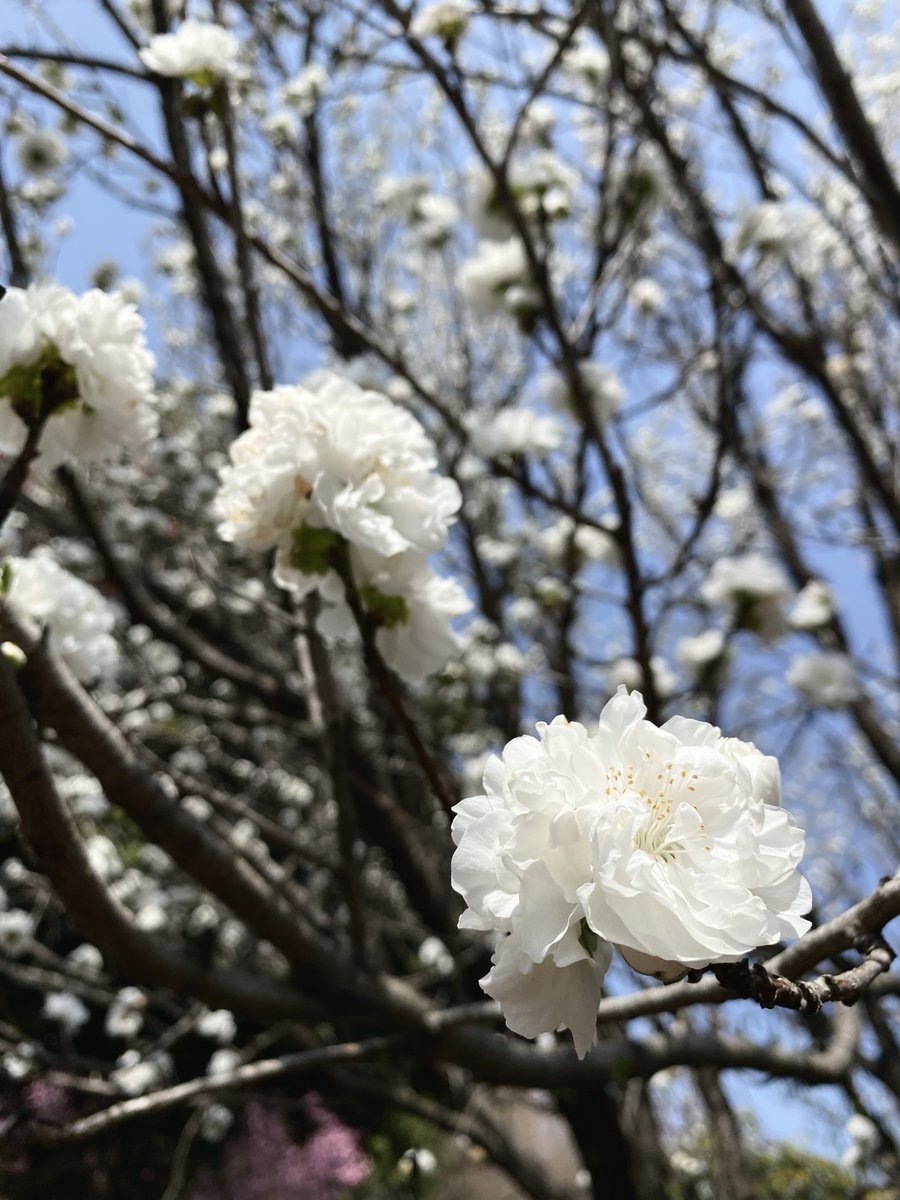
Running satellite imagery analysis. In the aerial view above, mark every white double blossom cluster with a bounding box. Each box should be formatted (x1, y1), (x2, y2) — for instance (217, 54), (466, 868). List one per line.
(215, 371), (469, 680)
(451, 688), (811, 1058)
(0, 283), (157, 473)
(410, 0), (472, 42)
(3, 552), (119, 683)
(138, 20), (240, 85)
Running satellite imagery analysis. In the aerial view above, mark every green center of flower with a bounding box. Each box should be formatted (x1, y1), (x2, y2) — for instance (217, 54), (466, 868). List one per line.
(288, 523), (345, 576)
(358, 584), (409, 629)
(0, 343), (81, 425)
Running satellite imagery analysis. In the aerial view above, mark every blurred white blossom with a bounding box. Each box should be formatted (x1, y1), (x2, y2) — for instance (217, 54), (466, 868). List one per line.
(139, 20), (239, 83)
(4, 552), (118, 682)
(787, 651), (860, 708)
(0, 283), (157, 473)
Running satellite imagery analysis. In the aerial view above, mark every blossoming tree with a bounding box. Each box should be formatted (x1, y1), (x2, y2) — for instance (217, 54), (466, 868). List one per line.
(0, 0), (898, 1196)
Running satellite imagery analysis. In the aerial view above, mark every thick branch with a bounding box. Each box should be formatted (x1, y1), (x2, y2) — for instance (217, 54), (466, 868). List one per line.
(0, 652), (317, 1023)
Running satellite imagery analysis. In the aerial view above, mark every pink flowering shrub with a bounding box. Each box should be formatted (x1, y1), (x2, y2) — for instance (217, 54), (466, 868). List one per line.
(189, 1095), (371, 1200)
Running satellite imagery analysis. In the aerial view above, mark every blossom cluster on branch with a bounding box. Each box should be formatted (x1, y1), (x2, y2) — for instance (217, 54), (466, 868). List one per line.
(451, 688), (811, 1057)
(215, 370), (470, 679)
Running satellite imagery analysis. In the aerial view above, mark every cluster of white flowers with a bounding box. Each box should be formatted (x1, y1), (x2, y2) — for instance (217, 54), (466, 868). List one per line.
(467, 153), (577, 239)
(731, 200), (795, 257)
(451, 688), (810, 1058)
(409, 0), (471, 41)
(538, 516), (619, 569)
(701, 553), (792, 642)
(111, 1048), (172, 1096)
(282, 61), (329, 114)
(466, 408), (564, 460)
(4, 552), (119, 682)
(105, 987), (147, 1039)
(676, 629), (729, 681)
(789, 579), (835, 630)
(628, 278), (665, 315)
(376, 176), (460, 249)
(787, 651), (860, 708)
(457, 238), (538, 320)
(16, 129), (68, 177)
(197, 1008), (237, 1044)
(0, 283), (157, 473)
(0, 909), (35, 956)
(509, 150), (579, 223)
(561, 31), (610, 90)
(542, 361), (624, 426)
(139, 20), (239, 84)
(43, 990), (91, 1033)
(215, 371), (469, 679)
(843, 1113), (879, 1172)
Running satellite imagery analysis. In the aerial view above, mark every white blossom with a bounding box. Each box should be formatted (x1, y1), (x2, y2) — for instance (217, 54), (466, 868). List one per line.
(199, 1103), (235, 1143)
(282, 62), (329, 114)
(105, 988), (146, 1039)
(139, 20), (239, 83)
(732, 200), (794, 256)
(197, 1008), (237, 1044)
(67, 943), (103, 976)
(207, 1048), (241, 1076)
(418, 936), (454, 977)
(562, 31), (610, 88)
(399, 1147), (438, 1177)
(671, 1150), (705, 1178)
(410, 193), (459, 247)
(508, 150), (579, 223)
(543, 362), (624, 426)
(43, 990), (91, 1033)
(451, 688), (810, 1058)
(217, 371), (467, 679)
(215, 372), (460, 557)
(467, 408), (564, 459)
(0, 909), (35, 956)
(539, 516), (619, 567)
(409, 0), (471, 41)
(16, 129), (67, 176)
(276, 545), (470, 682)
(628, 278), (665, 314)
(457, 239), (537, 318)
(4, 552), (118, 682)
(0, 283), (157, 473)
(677, 630), (728, 677)
(845, 1113), (878, 1149)
(3, 1042), (36, 1080)
(787, 651), (860, 708)
(701, 553), (792, 641)
(111, 1050), (162, 1096)
(789, 580), (835, 630)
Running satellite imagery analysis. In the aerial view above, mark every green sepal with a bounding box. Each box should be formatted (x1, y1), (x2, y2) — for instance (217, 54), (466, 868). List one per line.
(288, 523), (345, 577)
(359, 584), (409, 629)
(0, 344), (79, 422)
(578, 919), (599, 958)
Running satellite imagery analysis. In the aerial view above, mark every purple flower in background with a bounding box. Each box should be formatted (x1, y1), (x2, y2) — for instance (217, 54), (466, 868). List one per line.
(25, 1079), (71, 1124)
(190, 1093), (370, 1199)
